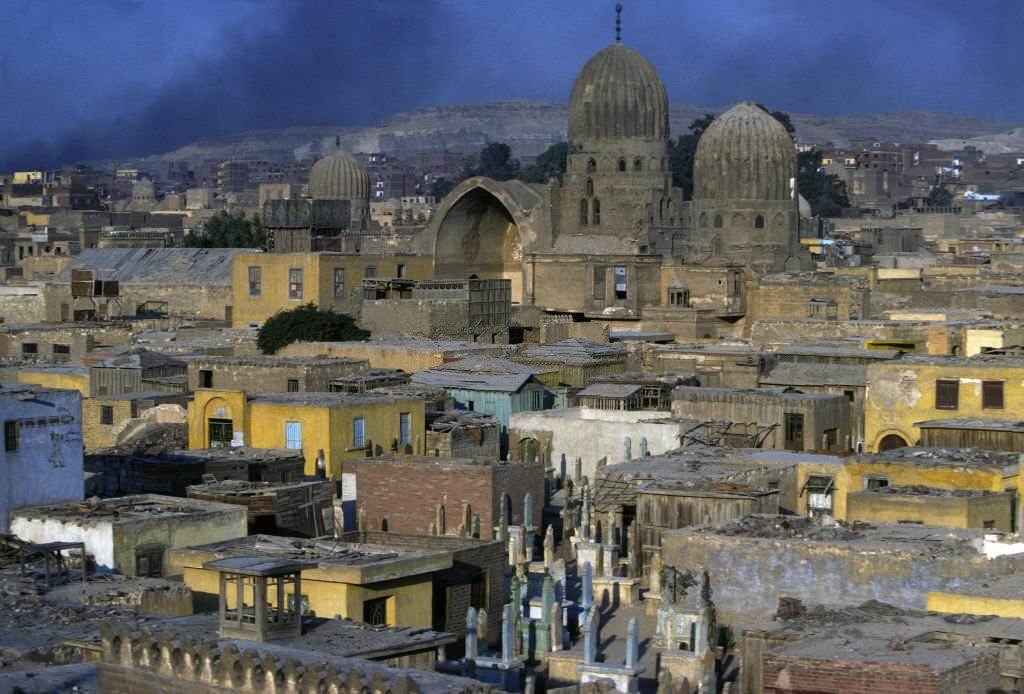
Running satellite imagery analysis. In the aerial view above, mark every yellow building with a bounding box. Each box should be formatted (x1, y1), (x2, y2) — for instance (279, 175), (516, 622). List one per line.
(188, 388), (425, 476)
(794, 448), (1015, 522)
(13, 171), (43, 184)
(864, 354), (1024, 451)
(928, 574), (1024, 619)
(15, 365), (90, 396)
(231, 251), (432, 329)
(279, 338), (504, 372)
(846, 487), (1014, 531)
(170, 531), (504, 640)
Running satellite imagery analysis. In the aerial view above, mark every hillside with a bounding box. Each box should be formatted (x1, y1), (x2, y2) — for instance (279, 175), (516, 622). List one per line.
(151, 101), (1024, 165)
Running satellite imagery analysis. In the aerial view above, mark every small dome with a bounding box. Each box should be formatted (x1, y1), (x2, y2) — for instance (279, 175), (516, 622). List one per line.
(308, 144), (369, 201)
(567, 43), (669, 143)
(693, 102), (797, 201)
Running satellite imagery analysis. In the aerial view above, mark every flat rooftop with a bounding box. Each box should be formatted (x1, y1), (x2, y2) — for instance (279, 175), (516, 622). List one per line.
(850, 446), (1019, 470)
(89, 446), (304, 464)
(187, 355), (367, 368)
(186, 478), (330, 497)
(679, 514), (991, 553)
(853, 484), (1005, 498)
(751, 600), (1024, 667)
(12, 494), (241, 524)
(248, 391), (413, 406)
(673, 385), (846, 401)
(916, 418), (1024, 432)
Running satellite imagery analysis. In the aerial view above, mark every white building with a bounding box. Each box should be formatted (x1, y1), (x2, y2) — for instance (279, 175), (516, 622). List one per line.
(0, 384), (84, 533)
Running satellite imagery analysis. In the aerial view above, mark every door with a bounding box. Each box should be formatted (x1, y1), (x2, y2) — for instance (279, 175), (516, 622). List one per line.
(208, 418), (233, 448)
(784, 413), (804, 451)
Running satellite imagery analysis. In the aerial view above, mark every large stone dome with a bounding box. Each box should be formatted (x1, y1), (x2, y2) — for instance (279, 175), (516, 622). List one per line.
(308, 144), (369, 201)
(567, 43), (669, 144)
(693, 101), (797, 201)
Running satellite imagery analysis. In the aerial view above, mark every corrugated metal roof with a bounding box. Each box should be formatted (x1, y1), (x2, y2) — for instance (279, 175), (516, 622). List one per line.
(577, 383), (643, 398)
(410, 368), (534, 393)
(55, 247), (253, 285)
(519, 338), (626, 364)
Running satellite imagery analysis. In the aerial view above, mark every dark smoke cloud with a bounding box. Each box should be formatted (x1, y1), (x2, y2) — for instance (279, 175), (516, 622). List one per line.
(2, 1), (455, 170)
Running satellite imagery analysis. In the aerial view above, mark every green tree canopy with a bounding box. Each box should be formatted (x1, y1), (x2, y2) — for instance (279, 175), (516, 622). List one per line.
(183, 211), (265, 249)
(257, 303), (369, 355)
(464, 142), (519, 181)
(927, 184), (954, 207)
(668, 113), (715, 199)
(518, 141), (569, 183)
(798, 148), (851, 218)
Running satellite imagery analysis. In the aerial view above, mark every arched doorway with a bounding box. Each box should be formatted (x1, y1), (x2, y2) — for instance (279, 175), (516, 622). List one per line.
(878, 433), (908, 451)
(433, 183), (524, 303)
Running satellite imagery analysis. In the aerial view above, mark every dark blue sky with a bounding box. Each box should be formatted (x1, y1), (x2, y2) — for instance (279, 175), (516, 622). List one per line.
(2, 0), (1022, 170)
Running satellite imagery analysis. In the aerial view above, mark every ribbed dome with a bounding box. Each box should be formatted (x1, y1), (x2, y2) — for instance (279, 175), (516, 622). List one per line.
(567, 43), (669, 143)
(693, 102), (797, 201)
(308, 146), (369, 201)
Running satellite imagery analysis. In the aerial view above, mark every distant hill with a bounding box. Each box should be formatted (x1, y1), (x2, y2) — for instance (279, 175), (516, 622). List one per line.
(930, 127), (1024, 155)
(145, 101), (1024, 165)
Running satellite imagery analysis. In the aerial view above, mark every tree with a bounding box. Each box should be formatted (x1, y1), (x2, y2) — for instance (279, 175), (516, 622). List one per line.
(798, 149), (851, 218)
(430, 177), (458, 201)
(757, 103), (796, 135)
(183, 211), (265, 249)
(463, 142), (519, 181)
(927, 184), (953, 207)
(257, 303), (369, 355)
(668, 113), (715, 199)
(518, 141), (569, 183)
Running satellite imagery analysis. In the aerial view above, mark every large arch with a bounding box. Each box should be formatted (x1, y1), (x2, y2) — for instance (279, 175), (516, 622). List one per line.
(431, 178), (531, 304)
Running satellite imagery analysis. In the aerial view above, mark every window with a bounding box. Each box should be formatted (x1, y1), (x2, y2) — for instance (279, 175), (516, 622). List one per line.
(470, 573), (488, 609)
(614, 266), (628, 300)
(199, 369), (213, 388)
(364, 265), (377, 280)
(21, 343), (37, 355)
(844, 390), (855, 402)
(287, 378), (299, 393)
(399, 412), (411, 446)
(585, 178), (594, 196)
(784, 413), (804, 451)
(52, 344), (70, 355)
(754, 214), (765, 229)
(353, 417), (365, 448)
(713, 214), (723, 229)
(4, 420), (19, 452)
(823, 428), (838, 449)
(592, 267), (606, 300)
(208, 418), (233, 448)
(935, 379), (959, 410)
(579, 198), (588, 226)
(633, 158), (642, 171)
(396, 263), (405, 278)
(135, 544), (164, 577)
(618, 158), (626, 172)
(592, 198), (601, 225)
(865, 477), (889, 490)
(288, 268), (303, 300)
(983, 520), (996, 530)
(100, 405), (114, 426)
(982, 380), (1004, 409)
(467, 401), (475, 411)
(531, 389), (542, 410)
(285, 421), (302, 449)
(248, 266), (262, 297)
(586, 158), (597, 173)
(363, 597), (389, 625)
(333, 268), (346, 298)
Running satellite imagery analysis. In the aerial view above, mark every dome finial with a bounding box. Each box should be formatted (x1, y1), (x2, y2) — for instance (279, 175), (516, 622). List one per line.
(615, 3), (623, 43)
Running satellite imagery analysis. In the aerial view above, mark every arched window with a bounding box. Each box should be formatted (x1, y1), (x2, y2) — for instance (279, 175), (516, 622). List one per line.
(713, 214), (723, 229)
(579, 198), (588, 226)
(633, 158), (642, 171)
(711, 235), (722, 256)
(587, 158), (597, 173)
(592, 198), (601, 225)
(755, 214), (765, 229)
(618, 158), (626, 172)
(586, 178), (594, 196)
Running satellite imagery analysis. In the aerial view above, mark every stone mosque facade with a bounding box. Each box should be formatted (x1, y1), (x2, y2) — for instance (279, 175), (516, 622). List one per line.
(424, 23), (812, 317)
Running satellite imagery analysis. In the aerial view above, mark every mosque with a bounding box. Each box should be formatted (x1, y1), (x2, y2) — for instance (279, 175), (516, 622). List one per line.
(303, 6), (812, 324)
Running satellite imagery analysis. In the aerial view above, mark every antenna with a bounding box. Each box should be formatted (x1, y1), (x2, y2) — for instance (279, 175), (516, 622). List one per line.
(615, 3), (622, 43)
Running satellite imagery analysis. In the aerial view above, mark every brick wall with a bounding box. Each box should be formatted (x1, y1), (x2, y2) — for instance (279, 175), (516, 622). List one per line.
(763, 650), (1000, 694)
(350, 457), (544, 540)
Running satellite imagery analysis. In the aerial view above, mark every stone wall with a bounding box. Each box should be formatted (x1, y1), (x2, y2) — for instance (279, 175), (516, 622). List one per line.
(0, 286), (48, 324)
(660, 526), (1024, 627)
